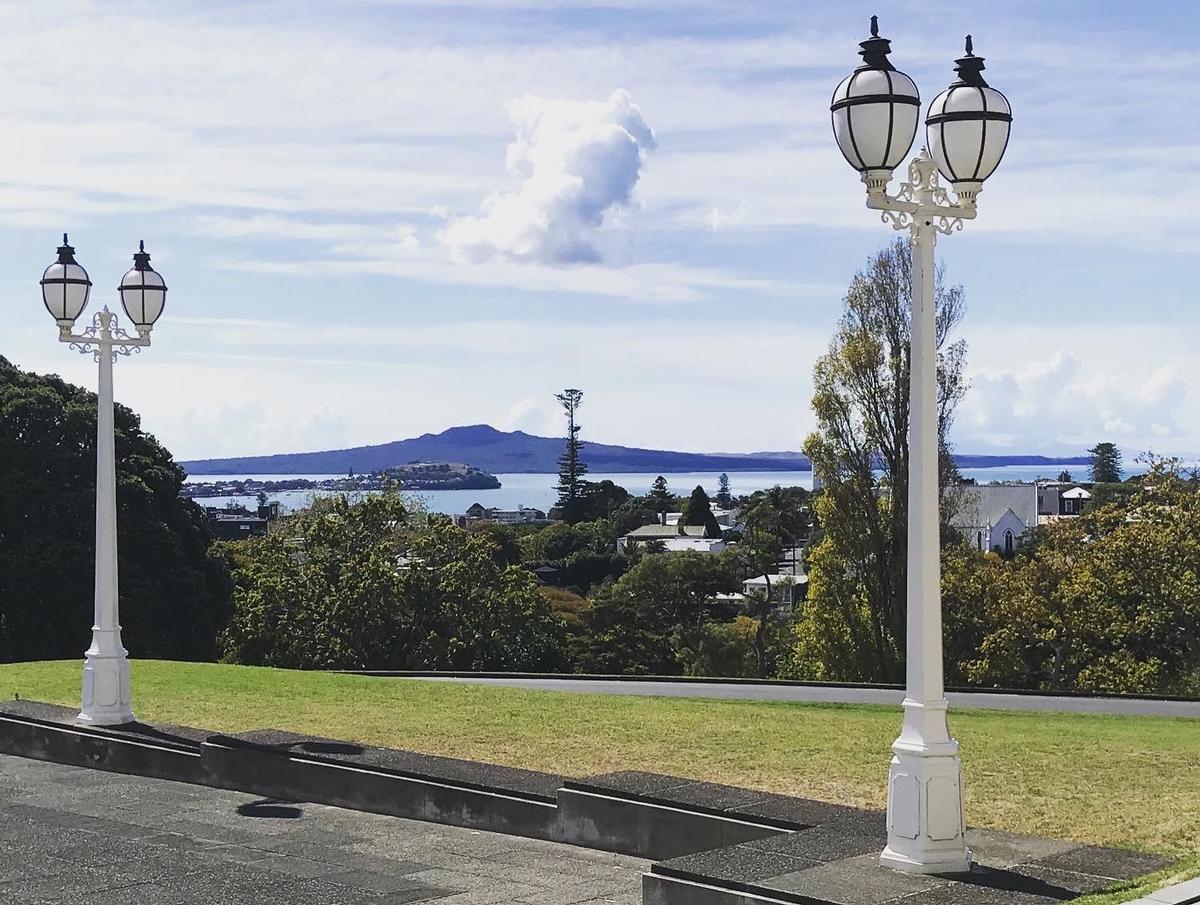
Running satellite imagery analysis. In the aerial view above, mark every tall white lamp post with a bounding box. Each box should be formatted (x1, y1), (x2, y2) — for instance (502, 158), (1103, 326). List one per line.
(830, 18), (1011, 874)
(41, 236), (169, 726)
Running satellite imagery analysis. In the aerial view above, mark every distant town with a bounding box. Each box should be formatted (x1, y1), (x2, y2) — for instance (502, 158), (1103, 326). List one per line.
(182, 462), (500, 500)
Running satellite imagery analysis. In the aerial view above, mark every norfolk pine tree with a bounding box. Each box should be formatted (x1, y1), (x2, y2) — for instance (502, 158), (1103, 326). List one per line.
(554, 389), (589, 524)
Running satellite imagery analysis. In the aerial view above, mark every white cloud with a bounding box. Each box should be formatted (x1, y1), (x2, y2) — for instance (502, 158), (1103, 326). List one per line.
(440, 90), (656, 264)
(957, 350), (1190, 456)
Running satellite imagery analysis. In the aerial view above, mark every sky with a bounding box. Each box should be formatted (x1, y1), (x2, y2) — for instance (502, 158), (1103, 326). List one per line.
(2, 0), (1197, 462)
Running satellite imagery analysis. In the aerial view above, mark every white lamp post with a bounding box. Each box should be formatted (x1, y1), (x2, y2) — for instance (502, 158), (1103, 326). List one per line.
(831, 18), (1011, 874)
(41, 236), (168, 726)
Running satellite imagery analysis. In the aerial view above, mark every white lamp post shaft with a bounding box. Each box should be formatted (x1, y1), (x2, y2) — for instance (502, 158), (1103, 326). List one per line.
(63, 308), (149, 726)
(869, 153), (973, 873)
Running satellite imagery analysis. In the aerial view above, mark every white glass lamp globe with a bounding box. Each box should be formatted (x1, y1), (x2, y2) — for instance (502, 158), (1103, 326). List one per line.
(925, 36), (1012, 204)
(831, 16), (920, 193)
(40, 234), (92, 328)
(118, 241), (167, 333)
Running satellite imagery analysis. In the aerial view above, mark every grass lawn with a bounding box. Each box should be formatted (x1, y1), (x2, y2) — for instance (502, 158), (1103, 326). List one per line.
(1, 659), (1197, 858)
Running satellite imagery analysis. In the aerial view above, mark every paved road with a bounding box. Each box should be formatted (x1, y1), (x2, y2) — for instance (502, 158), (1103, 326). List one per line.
(411, 676), (1200, 717)
(0, 754), (645, 905)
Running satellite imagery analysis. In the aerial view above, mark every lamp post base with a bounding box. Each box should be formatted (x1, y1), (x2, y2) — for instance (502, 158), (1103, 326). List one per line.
(78, 647), (134, 726)
(880, 735), (971, 875)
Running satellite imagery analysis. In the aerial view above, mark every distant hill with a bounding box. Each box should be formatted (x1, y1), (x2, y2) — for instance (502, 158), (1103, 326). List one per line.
(181, 425), (811, 475)
(180, 424), (1092, 476)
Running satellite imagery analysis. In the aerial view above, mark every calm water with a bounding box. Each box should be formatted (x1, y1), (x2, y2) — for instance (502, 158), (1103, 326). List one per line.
(183, 464), (1117, 516)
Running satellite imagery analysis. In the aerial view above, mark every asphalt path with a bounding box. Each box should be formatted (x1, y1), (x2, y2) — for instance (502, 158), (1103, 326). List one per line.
(410, 676), (1200, 717)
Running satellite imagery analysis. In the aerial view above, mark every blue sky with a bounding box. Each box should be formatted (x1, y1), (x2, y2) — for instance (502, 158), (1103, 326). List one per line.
(4, 0), (1197, 461)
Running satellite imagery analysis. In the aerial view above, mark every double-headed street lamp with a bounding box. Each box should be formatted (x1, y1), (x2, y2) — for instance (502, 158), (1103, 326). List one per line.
(831, 18), (1011, 874)
(41, 236), (168, 726)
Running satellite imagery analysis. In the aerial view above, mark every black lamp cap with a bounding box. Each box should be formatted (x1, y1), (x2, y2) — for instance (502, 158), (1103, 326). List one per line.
(951, 35), (990, 87)
(132, 239), (153, 272)
(55, 232), (78, 265)
(856, 15), (897, 71)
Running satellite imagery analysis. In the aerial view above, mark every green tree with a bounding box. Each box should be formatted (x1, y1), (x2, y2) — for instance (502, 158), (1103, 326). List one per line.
(1089, 442), (1123, 484)
(1057, 470), (1072, 483)
(680, 485), (721, 538)
(647, 475), (673, 525)
(941, 460), (1200, 694)
(737, 485), (812, 677)
(575, 552), (737, 675)
(0, 356), (230, 664)
(716, 473), (733, 509)
(220, 495), (567, 671)
(554, 388), (589, 524)
(796, 238), (967, 682)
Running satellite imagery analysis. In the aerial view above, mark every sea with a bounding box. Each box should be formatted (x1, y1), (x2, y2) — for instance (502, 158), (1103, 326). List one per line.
(183, 465), (1122, 517)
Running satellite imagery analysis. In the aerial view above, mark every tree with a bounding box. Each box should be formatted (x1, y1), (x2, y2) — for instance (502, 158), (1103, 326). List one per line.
(0, 356), (230, 664)
(941, 460), (1200, 694)
(575, 552), (737, 675)
(1057, 470), (1072, 483)
(647, 475), (673, 525)
(716, 473), (733, 509)
(680, 485), (721, 538)
(796, 238), (967, 682)
(221, 496), (567, 671)
(554, 388), (589, 524)
(1089, 443), (1123, 484)
(737, 485), (812, 676)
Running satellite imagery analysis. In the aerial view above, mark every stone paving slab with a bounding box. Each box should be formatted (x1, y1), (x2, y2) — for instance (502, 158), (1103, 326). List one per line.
(0, 699), (212, 749)
(0, 753), (646, 905)
(565, 769), (865, 831)
(217, 728), (565, 802)
(652, 822), (1176, 905)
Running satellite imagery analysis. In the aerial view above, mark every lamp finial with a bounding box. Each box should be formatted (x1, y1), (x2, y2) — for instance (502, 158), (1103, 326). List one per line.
(63, 232), (68, 245)
(132, 241), (152, 272)
(951, 35), (988, 87)
(857, 15), (895, 70)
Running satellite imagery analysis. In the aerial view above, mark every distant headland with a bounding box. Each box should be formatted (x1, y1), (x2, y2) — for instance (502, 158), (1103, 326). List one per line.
(179, 424), (1090, 476)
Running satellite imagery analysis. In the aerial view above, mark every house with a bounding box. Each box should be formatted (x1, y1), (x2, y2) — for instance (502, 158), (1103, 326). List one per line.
(950, 484), (1039, 555)
(461, 503), (548, 525)
(617, 523), (725, 554)
(1036, 481), (1093, 522)
(205, 506), (269, 541)
(742, 573), (806, 608)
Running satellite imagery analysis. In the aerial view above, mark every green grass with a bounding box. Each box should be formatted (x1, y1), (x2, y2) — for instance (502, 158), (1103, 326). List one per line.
(1, 660), (1198, 858)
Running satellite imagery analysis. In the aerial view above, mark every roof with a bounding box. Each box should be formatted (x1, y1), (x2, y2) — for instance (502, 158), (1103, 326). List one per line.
(744, 573), (808, 588)
(1061, 487), (1092, 499)
(625, 524), (709, 539)
(950, 484), (1038, 530)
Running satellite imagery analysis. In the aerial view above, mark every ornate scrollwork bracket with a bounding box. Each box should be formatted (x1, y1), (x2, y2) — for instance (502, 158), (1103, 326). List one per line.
(60, 306), (150, 362)
(865, 148), (976, 239)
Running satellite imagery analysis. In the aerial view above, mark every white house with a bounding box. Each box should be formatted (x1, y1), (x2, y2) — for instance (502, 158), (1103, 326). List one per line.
(617, 523), (725, 554)
(951, 484), (1039, 555)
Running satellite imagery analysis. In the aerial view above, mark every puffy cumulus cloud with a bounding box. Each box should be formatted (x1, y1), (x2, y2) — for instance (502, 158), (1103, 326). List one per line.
(441, 90), (655, 264)
(956, 352), (1188, 455)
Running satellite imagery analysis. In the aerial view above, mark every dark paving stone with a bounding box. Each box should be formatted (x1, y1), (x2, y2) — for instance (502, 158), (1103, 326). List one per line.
(744, 824), (884, 862)
(1031, 845), (1174, 881)
(326, 869), (444, 895)
(733, 794), (868, 830)
(224, 728), (564, 802)
(656, 842), (821, 885)
(0, 699), (210, 749)
(289, 876), (452, 905)
(765, 853), (947, 904)
(965, 829), (1077, 869)
(566, 770), (695, 798)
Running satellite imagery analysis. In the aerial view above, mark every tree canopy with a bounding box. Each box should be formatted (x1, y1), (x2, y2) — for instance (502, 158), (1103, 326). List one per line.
(797, 238), (967, 682)
(220, 494), (567, 671)
(1089, 442), (1123, 484)
(0, 356), (230, 663)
